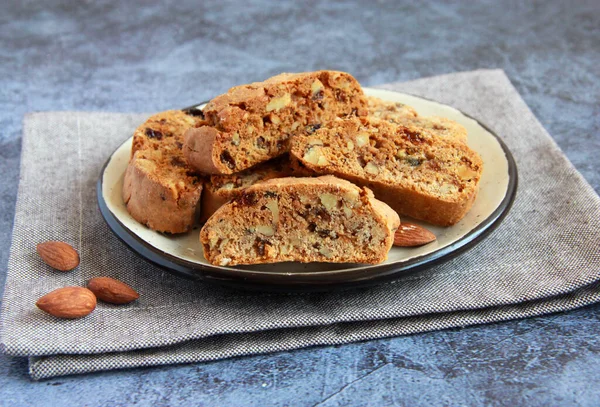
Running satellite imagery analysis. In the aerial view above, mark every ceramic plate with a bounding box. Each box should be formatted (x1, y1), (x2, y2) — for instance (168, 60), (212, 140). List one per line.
(97, 88), (517, 291)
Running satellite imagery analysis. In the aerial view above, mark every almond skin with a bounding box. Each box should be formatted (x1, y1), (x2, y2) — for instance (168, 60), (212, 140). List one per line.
(393, 222), (436, 247)
(36, 287), (96, 319)
(88, 277), (140, 304)
(36, 241), (80, 271)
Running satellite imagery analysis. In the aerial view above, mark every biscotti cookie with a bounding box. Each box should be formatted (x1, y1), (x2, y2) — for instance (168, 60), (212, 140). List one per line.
(367, 96), (468, 143)
(123, 109), (206, 233)
(184, 71), (368, 174)
(367, 95), (419, 119)
(290, 117), (483, 226)
(200, 155), (309, 223)
(200, 176), (400, 266)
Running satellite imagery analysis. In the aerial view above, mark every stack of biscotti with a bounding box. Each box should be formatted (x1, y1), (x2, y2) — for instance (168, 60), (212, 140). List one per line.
(123, 71), (367, 234)
(199, 94), (480, 227)
(122, 70), (483, 265)
(122, 109), (206, 233)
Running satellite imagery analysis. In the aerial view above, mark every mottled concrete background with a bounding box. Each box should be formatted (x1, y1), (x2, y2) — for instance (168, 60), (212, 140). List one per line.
(0, 0), (599, 405)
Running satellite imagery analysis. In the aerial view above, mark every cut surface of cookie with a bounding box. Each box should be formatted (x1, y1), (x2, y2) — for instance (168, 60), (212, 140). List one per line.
(290, 117), (483, 226)
(123, 110), (205, 233)
(200, 176), (400, 266)
(367, 96), (468, 143)
(184, 70), (368, 174)
(201, 155), (293, 222)
(367, 95), (419, 119)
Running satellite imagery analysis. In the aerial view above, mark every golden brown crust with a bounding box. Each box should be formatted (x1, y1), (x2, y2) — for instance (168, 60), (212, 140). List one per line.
(200, 186), (231, 224)
(200, 176), (399, 266)
(184, 71), (368, 174)
(123, 161), (203, 233)
(182, 126), (221, 174)
(289, 117), (483, 226)
(123, 110), (205, 233)
(131, 109), (205, 156)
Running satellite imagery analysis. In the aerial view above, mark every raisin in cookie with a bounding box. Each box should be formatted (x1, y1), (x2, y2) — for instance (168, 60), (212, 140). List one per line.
(201, 176), (400, 266)
(290, 117), (483, 226)
(123, 109), (205, 233)
(184, 71), (368, 174)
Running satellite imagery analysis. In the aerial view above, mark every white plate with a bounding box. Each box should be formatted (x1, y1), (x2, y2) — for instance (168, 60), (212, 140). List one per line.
(98, 88), (517, 291)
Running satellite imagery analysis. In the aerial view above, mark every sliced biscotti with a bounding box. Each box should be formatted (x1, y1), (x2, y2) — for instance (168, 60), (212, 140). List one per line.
(289, 117), (483, 226)
(200, 176), (400, 266)
(367, 95), (419, 119)
(200, 155), (310, 223)
(184, 71), (368, 175)
(367, 96), (468, 143)
(123, 109), (206, 233)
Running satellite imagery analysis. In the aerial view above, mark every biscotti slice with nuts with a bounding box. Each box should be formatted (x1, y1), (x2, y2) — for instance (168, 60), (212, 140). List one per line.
(367, 96), (468, 143)
(289, 117), (483, 226)
(123, 109), (206, 233)
(200, 176), (400, 266)
(200, 155), (311, 222)
(367, 95), (419, 119)
(184, 71), (368, 174)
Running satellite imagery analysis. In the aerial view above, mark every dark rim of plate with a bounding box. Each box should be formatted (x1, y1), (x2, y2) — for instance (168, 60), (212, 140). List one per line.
(97, 92), (518, 292)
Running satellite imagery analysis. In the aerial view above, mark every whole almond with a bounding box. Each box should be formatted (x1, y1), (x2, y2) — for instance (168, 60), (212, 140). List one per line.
(393, 222), (437, 247)
(88, 277), (140, 304)
(36, 241), (80, 271)
(36, 287), (96, 319)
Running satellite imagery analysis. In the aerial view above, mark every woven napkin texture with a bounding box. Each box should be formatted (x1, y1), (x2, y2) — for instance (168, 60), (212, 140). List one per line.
(1, 70), (599, 380)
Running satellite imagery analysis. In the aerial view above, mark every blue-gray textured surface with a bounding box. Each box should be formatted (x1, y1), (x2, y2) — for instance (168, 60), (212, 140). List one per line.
(0, 0), (598, 405)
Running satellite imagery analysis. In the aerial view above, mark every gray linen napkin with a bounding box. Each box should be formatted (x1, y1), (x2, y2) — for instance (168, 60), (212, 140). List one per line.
(1, 70), (599, 380)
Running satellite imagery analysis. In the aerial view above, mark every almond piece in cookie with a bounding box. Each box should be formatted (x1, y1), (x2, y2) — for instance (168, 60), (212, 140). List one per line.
(200, 176), (399, 266)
